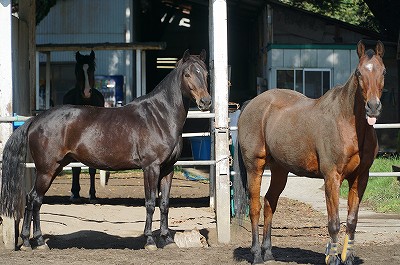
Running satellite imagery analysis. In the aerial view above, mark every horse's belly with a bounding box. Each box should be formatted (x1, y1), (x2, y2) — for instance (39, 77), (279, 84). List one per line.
(273, 154), (321, 178)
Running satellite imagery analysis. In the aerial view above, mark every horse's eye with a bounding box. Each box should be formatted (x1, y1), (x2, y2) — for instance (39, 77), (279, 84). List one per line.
(184, 73), (190, 78)
(355, 69), (361, 77)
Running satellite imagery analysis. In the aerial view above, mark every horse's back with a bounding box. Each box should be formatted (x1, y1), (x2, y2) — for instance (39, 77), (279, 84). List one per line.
(239, 89), (311, 133)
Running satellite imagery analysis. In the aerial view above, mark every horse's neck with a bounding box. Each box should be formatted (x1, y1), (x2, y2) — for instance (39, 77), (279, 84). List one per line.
(337, 74), (370, 131)
(146, 69), (188, 124)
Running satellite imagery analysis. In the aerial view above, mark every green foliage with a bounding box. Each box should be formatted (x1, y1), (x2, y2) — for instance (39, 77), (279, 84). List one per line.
(340, 156), (400, 213)
(12, 0), (57, 25)
(279, 0), (380, 32)
(36, 0), (57, 25)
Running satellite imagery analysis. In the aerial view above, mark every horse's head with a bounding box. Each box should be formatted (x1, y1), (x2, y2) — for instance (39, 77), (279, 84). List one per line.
(75, 50), (96, 99)
(178, 49), (212, 111)
(355, 40), (386, 126)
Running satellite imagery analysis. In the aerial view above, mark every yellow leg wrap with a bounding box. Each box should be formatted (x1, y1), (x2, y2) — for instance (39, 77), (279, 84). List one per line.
(325, 242), (338, 264)
(341, 234), (354, 262)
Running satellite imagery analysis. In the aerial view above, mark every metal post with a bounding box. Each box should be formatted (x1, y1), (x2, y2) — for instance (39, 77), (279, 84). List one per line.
(45, 52), (51, 109)
(136, 49), (142, 98)
(210, 0), (230, 243)
(35, 51), (40, 110)
(0, 0), (16, 249)
(141, 51), (146, 96)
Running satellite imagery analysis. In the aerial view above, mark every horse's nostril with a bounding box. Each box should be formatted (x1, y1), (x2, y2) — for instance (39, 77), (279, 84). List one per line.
(201, 97), (211, 106)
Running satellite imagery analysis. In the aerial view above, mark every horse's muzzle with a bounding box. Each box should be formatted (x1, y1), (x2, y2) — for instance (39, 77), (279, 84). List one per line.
(365, 99), (382, 125)
(365, 98), (382, 118)
(198, 96), (212, 111)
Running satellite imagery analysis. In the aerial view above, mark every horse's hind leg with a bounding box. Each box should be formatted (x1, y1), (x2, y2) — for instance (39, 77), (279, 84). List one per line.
(247, 158), (266, 265)
(261, 162), (288, 262)
(20, 192), (35, 250)
(88, 167), (98, 203)
(158, 170), (175, 248)
(20, 171), (56, 250)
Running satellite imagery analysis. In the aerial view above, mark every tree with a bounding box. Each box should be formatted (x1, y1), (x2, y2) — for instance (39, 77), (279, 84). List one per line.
(363, 0), (400, 41)
(278, 0), (380, 33)
(12, 0), (57, 25)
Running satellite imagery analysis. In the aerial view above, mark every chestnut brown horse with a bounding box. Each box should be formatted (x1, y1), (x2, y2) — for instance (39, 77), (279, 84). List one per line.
(0, 50), (211, 251)
(233, 41), (385, 265)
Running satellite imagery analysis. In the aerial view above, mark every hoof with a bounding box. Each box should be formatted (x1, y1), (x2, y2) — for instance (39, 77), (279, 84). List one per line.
(35, 243), (50, 251)
(163, 242), (178, 249)
(19, 245), (33, 252)
(325, 255), (340, 265)
(144, 244), (158, 251)
(69, 195), (82, 204)
(342, 253), (355, 265)
(263, 253), (274, 262)
(89, 197), (99, 204)
(252, 255), (264, 265)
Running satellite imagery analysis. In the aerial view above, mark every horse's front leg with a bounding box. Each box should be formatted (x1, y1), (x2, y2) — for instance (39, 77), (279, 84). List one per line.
(324, 172), (341, 265)
(342, 174), (369, 265)
(70, 167), (82, 203)
(158, 170), (175, 248)
(143, 165), (160, 251)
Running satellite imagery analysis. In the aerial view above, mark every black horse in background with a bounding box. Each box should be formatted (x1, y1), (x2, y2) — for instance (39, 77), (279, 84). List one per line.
(63, 50), (105, 203)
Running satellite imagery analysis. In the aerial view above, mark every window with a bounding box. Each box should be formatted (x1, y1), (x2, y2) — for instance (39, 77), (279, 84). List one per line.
(276, 69), (331, 99)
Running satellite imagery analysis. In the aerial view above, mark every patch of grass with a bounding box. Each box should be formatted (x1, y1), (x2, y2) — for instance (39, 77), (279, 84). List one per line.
(340, 156), (400, 213)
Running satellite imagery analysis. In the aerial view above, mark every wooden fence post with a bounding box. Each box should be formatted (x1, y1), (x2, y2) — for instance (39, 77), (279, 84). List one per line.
(0, 0), (16, 249)
(209, 0), (230, 244)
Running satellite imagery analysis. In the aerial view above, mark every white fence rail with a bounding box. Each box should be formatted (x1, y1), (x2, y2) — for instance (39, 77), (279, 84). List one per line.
(1, 116), (400, 176)
(0, 112), (216, 169)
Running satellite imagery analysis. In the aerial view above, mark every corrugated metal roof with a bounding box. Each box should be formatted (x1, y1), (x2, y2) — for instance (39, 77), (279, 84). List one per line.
(37, 0), (127, 45)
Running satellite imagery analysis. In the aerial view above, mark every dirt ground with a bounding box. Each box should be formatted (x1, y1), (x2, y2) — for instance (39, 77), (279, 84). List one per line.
(1, 170), (400, 265)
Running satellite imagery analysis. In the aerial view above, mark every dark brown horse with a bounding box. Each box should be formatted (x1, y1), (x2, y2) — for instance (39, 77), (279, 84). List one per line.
(63, 50), (105, 203)
(0, 50), (211, 251)
(233, 41), (385, 265)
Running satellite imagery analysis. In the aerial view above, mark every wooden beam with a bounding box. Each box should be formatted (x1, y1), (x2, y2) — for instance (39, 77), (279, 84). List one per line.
(36, 42), (166, 52)
(0, 0), (16, 250)
(210, 0), (231, 244)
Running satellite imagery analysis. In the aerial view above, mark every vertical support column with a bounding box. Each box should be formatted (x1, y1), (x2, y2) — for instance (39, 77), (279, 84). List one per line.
(136, 49), (142, 98)
(141, 51), (146, 96)
(45, 52), (51, 109)
(124, 0), (133, 104)
(0, 0), (16, 249)
(29, 0), (36, 114)
(209, 0), (230, 244)
(35, 52), (40, 110)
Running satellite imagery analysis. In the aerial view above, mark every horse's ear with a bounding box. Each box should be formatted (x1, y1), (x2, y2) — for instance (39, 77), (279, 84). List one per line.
(90, 50), (95, 60)
(199, 49), (206, 62)
(356, 40), (365, 58)
(182, 49), (190, 62)
(375, 40), (385, 58)
(75, 51), (82, 62)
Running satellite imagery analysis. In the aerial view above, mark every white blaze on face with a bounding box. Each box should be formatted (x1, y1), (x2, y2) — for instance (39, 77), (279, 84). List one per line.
(365, 63), (373, 72)
(83, 64), (91, 97)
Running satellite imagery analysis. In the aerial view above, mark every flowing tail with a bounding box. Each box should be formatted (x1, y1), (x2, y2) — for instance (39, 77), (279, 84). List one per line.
(232, 101), (250, 221)
(1, 119), (33, 219)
